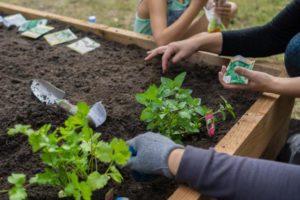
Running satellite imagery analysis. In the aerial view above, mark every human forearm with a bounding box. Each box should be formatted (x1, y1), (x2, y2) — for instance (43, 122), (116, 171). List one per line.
(272, 76), (300, 96)
(175, 146), (300, 200)
(153, 2), (206, 45)
(191, 32), (223, 54)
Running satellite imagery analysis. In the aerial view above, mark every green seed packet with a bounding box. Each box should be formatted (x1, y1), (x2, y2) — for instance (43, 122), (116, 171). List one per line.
(223, 55), (255, 85)
(44, 29), (77, 46)
(21, 25), (54, 39)
(18, 19), (48, 32)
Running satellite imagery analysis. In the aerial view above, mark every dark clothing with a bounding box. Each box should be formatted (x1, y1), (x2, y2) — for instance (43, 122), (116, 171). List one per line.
(176, 146), (300, 200)
(221, 0), (300, 57)
(174, 2), (300, 199)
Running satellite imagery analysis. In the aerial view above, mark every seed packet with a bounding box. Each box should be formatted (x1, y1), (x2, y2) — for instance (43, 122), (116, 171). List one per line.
(18, 19), (48, 32)
(3, 14), (26, 28)
(204, 0), (226, 33)
(67, 37), (100, 54)
(21, 25), (54, 39)
(44, 29), (78, 46)
(0, 16), (3, 23)
(223, 55), (255, 85)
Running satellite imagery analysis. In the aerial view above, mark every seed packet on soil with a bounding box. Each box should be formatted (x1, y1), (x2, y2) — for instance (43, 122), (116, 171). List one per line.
(21, 25), (54, 39)
(223, 55), (255, 85)
(3, 13), (26, 28)
(18, 19), (48, 32)
(44, 29), (78, 46)
(67, 37), (100, 54)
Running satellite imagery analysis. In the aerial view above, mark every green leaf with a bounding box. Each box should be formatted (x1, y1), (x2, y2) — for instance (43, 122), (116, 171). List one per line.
(8, 187), (27, 200)
(111, 138), (131, 165)
(87, 172), (109, 190)
(109, 166), (123, 183)
(7, 125), (32, 136)
(160, 77), (174, 88)
(179, 110), (191, 119)
(140, 108), (154, 121)
(77, 102), (90, 117)
(8, 174), (26, 186)
(29, 169), (59, 185)
(95, 141), (112, 163)
(174, 72), (186, 87)
(79, 182), (92, 200)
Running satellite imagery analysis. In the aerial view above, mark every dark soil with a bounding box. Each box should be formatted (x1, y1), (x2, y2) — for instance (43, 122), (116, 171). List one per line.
(0, 20), (259, 200)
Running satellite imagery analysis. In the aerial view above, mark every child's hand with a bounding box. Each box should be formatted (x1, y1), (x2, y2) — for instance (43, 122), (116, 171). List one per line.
(215, 2), (232, 25)
(145, 38), (199, 73)
(215, 1), (237, 27)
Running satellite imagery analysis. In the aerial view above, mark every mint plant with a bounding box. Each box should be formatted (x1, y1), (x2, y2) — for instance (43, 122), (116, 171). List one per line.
(136, 72), (235, 142)
(4, 102), (131, 200)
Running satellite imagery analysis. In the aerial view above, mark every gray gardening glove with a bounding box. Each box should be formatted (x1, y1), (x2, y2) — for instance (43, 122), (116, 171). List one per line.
(126, 132), (183, 178)
(287, 133), (300, 164)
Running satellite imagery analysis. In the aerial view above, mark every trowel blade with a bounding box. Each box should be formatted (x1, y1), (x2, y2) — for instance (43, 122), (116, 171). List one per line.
(31, 79), (65, 105)
(88, 102), (107, 128)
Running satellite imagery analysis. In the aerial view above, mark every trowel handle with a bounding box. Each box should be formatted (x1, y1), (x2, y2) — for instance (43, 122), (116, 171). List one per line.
(56, 99), (78, 115)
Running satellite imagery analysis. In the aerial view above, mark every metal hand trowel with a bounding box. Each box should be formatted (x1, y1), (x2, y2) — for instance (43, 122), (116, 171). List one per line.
(31, 79), (107, 128)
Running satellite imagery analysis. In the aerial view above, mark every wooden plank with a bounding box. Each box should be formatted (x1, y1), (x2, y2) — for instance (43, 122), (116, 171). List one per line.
(0, 3), (294, 200)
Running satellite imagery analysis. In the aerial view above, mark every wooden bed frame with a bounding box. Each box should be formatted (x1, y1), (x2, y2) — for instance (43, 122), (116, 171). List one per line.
(0, 3), (295, 200)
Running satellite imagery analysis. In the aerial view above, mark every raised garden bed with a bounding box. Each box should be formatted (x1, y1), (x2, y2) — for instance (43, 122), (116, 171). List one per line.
(0, 3), (295, 200)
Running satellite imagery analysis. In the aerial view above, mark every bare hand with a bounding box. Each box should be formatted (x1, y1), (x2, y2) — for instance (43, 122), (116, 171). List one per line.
(215, 2), (237, 26)
(145, 39), (199, 73)
(218, 65), (276, 92)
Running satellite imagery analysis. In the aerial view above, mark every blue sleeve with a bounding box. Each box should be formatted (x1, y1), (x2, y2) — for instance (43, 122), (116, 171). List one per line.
(175, 146), (300, 200)
(221, 0), (300, 57)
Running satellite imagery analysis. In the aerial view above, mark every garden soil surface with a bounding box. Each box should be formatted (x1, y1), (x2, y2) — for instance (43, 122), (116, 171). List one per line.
(0, 19), (273, 200)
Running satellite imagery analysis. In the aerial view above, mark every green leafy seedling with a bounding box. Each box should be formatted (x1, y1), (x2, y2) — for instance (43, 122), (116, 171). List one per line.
(136, 72), (235, 142)
(5, 102), (131, 200)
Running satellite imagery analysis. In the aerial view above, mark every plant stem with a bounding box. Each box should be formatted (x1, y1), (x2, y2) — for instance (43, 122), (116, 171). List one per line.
(105, 162), (113, 174)
(199, 110), (221, 121)
(0, 189), (8, 193)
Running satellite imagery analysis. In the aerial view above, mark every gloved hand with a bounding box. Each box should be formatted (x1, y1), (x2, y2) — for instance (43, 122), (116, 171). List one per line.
(287, 134), (300, 164)
(126, 132), (183, 178)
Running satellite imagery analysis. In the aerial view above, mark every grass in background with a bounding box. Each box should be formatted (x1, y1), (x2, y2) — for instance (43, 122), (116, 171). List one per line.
(2, 0), (290, 30)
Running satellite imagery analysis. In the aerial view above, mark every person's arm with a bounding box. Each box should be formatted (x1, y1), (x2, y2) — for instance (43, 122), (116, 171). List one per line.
(145, 0), (300, 72)
(126, 133), (300, 200)
(174, 146), (300, 200)
(221, 0), (300, 57)
(148, 0), (208, 46)
(218, 66), (300, 96)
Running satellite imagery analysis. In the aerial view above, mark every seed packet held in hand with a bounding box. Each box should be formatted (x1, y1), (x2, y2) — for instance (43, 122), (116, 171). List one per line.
(3, 14), (26, 28)
(67, 37), (100, 54)
(18, 19), (48, 32)
(223, 55), (255, 85)
(21, 25), (54, 39)
(44, 29), (78, 46)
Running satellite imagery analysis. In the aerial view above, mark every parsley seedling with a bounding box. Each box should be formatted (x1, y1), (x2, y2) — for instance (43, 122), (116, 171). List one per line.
(5, 102), (131, 200)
